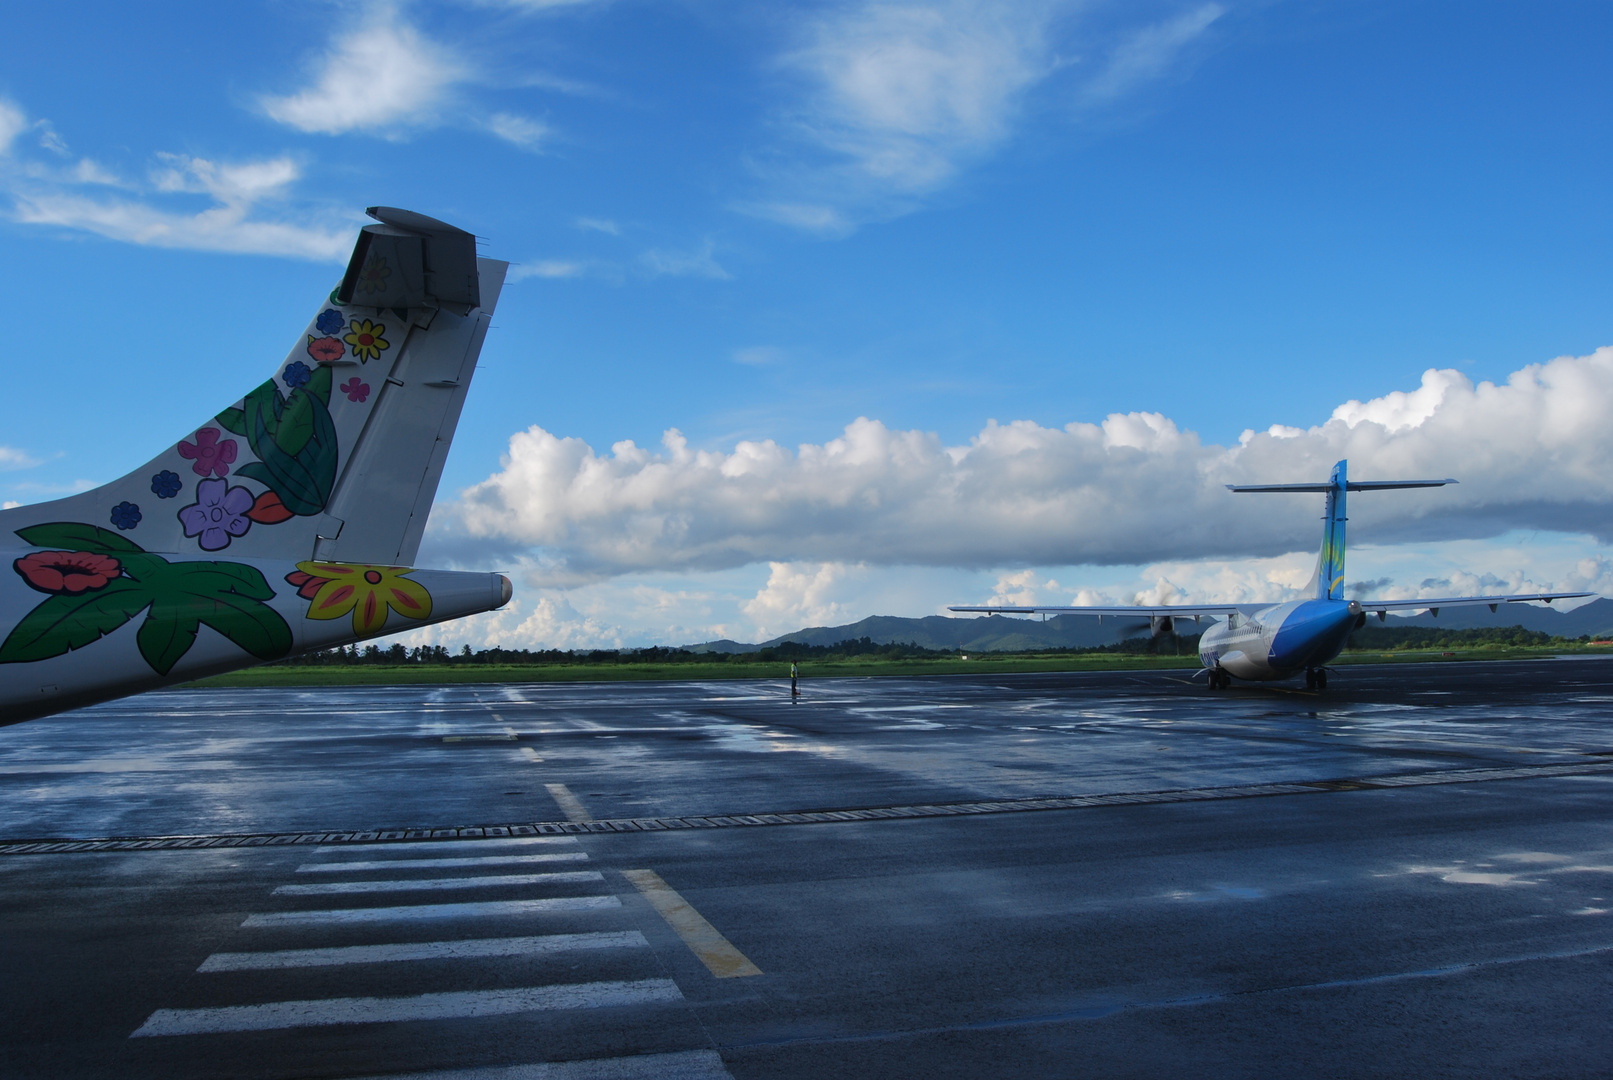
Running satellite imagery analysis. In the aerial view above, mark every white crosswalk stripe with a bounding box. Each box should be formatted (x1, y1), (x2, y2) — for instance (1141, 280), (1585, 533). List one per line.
(199, 931), (648, 971)
(133, 832), (732, 1077)
(341, 1049), (733, 1079)
(243, 896), (620, 926)
(273, 871), (604, 895)
(131, 979), (683, 1036)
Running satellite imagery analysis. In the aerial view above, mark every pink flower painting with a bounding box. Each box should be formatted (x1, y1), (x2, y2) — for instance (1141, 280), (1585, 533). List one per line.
(177, 427), (238, 478)
(340, 377), (371, 403)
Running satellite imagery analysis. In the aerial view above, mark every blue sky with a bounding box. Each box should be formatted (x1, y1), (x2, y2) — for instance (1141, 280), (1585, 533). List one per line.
(3, 1), (1612, 647)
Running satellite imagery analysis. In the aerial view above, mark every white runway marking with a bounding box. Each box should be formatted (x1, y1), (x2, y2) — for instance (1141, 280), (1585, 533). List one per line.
(313, 837), (579, 854)
(199, 931), (648, 971)
(274, 871), (603, 895)
(243, 896), (620, 926)
(340, 1049), (734, 1079)
(298, 853), (589, 872)
(546, 783), (593, 823)
(130, 979), (682, 1036)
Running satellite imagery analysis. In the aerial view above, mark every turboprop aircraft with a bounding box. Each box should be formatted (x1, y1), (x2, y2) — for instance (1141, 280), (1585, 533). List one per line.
(0, 208), (513, 725)
(950, 460), (1593, 689)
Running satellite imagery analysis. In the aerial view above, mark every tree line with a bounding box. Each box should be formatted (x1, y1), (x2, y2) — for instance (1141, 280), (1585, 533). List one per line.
(271, 625), (1598, 667)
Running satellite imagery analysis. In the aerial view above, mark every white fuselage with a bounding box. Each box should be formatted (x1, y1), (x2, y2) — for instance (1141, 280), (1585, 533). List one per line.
(1198, 598), (1363, 681)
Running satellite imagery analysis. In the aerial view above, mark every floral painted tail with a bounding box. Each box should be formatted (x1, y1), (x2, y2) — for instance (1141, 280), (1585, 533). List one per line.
(3, 208), (505, 567)
(0, 209), (513, 725)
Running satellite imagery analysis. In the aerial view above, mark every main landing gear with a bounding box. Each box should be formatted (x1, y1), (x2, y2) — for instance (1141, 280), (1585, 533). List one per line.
(1208, 669), (1232, 690)
(1305, 668), (1328, 690)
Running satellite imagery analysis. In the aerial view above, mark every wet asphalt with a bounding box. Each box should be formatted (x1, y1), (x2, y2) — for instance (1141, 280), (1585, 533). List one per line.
(2, 658), (1612, 1078)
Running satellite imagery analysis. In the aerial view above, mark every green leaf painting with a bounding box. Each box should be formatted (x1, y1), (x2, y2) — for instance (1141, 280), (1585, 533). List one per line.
(1, 529), (293, 676)
(212, 367), (340, 518)
(235, 374), (340, 517)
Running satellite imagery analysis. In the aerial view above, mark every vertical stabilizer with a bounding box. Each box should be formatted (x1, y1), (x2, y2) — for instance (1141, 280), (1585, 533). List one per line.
(1315, 460), (1348, 600)
(0, 208), (505, 566)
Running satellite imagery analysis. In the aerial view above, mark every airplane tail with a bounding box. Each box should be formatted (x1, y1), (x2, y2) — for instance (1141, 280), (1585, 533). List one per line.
(1227, 460), (1457, 602)
(1313, 461), (1348, 600)
(0, 207), (505, 565)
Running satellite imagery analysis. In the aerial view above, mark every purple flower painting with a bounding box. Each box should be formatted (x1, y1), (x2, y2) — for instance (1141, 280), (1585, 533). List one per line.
(179, 478), (253, 551)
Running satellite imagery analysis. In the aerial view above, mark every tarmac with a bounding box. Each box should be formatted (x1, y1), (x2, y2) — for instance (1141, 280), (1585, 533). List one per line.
(3, 658), (1613, 1078)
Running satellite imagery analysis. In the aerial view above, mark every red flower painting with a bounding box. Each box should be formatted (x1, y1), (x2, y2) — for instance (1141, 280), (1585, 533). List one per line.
(307, 336), (346, 364)
(14, 551), (122, 594)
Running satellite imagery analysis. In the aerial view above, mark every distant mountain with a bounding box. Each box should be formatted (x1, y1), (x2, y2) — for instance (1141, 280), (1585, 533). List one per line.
(676, 597), (1613, 654)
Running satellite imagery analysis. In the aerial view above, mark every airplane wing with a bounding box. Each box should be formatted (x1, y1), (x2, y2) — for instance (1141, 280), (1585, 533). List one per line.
(948, 604), (1253, 619)
(1355, 592), (1596, 616)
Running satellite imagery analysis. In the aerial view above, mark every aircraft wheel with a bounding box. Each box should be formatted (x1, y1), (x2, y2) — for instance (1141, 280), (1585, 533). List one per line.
(1316, 670), (1328, 690)
(1304, 669), (1317, 690)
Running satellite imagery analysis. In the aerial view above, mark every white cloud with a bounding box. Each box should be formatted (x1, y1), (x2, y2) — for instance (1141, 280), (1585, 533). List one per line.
(575, 217), (620, 235)
(733, 346), (785, 366)
(1330, 367), (1461, 433)
(779, 1), (1056, 194)
(9, 152), (350, 261)
(757, 2), (1227, 230)
(471, 0), (609, 10)
(0, 96), (350, 260)
(260, 8), (463, 135)
(743, 201), (852, 235)
(1080, 3), (1223, 104)
(741, 561), (865, 639)
(0, 447), (41, 471)
(990, 568), (1060, 606)
(484, 112), (551, 149)
(508, 259), (583, 280)
(447, 347), (1613, 582)
(639, 240), (730, 280)
(0, 100), (26, 155)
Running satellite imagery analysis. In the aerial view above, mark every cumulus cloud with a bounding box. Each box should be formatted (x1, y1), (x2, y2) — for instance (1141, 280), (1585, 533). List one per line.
(741, 561), (866, 639)
(448, 348), (1613, 582)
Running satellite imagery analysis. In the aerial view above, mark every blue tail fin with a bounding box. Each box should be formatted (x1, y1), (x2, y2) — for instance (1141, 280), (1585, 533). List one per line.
(1315, 460), (1347, 600)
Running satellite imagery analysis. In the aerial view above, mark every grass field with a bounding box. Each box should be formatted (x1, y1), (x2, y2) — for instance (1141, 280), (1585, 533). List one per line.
(187, 645), (1612, 688)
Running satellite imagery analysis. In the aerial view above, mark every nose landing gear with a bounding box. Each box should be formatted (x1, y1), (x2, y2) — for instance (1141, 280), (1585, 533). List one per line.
(1208, 669), (1231, 690)
(1305, 668), (1328, 690)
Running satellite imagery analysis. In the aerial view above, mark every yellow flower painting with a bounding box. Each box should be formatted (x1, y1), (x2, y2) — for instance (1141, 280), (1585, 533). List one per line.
(286, 562), (432, 635)
(343, 319), (390, 363)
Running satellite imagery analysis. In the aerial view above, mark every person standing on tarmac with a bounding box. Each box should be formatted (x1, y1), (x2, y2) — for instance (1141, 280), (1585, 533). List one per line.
(790, 661), (799, 698)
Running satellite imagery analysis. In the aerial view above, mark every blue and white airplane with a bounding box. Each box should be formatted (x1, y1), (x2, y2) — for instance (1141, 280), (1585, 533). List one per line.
(950, 461), (1593, 689)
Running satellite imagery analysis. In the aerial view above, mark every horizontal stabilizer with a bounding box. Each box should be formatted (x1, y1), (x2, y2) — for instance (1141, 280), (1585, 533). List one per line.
(1228, 479), (1456, 492)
